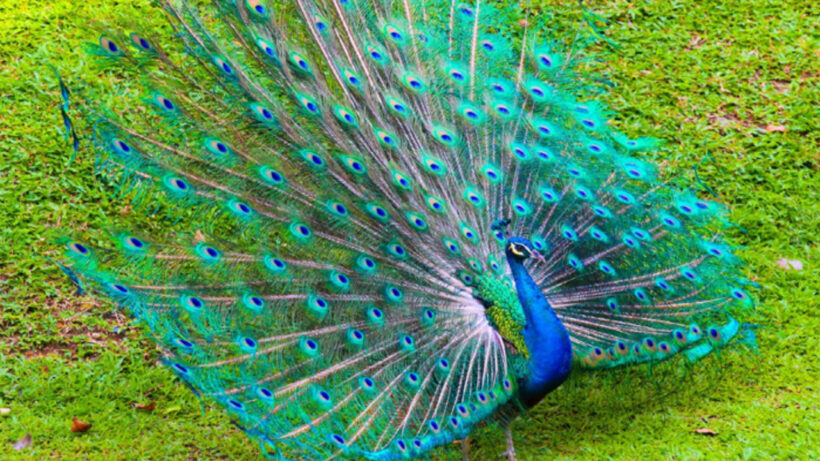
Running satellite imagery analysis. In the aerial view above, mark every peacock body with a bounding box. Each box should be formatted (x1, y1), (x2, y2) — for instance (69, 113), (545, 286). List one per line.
(59, 0), (755, 459)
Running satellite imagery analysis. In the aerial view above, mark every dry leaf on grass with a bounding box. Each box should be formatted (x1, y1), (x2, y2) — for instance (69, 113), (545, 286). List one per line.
(13, 433), (32, 451)
(71, 417), (92, 433)
(163, 405), (181, 415)
(776, 258), (803, 271)
(694, 428), (718, 436)
(135, 401), (156, 412)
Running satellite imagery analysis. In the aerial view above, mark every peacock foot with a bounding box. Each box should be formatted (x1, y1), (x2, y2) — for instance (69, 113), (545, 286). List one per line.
(501, 449), (518, 461)
(502, 425), (517, 461)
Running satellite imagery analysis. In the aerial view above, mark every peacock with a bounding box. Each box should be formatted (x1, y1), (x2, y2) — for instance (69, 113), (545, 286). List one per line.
(57, 0), (757, 459)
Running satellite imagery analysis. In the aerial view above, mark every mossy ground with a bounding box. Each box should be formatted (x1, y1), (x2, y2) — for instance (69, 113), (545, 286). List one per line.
(1, 0), (817, 459)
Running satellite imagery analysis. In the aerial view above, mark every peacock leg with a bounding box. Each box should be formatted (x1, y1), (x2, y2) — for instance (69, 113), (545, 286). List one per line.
(501, 424), (517, 461)
(461, 437), (471, 461)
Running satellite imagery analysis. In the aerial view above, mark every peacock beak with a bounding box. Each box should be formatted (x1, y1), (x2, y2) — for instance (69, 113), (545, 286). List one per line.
(532, 251), (546, 264)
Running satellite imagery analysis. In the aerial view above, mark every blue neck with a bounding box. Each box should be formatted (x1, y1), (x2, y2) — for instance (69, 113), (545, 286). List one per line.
(507, 256), (573, 407)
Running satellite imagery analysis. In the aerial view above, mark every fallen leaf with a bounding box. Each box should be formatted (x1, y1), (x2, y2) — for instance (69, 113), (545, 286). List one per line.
(13, 433), (32, 451)
(163, 405), (181, 415)
(688, 34), (706, 49)
(765, 124), (786, 133)
(0, 408), (10, 416)
(694, 428), (718, 436)
(776, 258), (803, 271)
(71, 417), (92, 433)
(135, 401), (156, 412)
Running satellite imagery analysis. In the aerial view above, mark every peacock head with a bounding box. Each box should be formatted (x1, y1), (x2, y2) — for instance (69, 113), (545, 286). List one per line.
(505, 236), (545, 263)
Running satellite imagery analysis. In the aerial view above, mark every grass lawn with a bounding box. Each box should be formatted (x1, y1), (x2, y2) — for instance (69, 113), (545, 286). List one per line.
(1, 0), (817, 459)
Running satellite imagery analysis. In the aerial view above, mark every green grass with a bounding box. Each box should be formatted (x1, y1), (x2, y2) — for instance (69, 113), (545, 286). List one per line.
(1, 0), (818, 459)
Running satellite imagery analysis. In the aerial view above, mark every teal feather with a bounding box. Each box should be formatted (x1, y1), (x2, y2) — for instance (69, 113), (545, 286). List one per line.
(57, 1), (755, 459)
